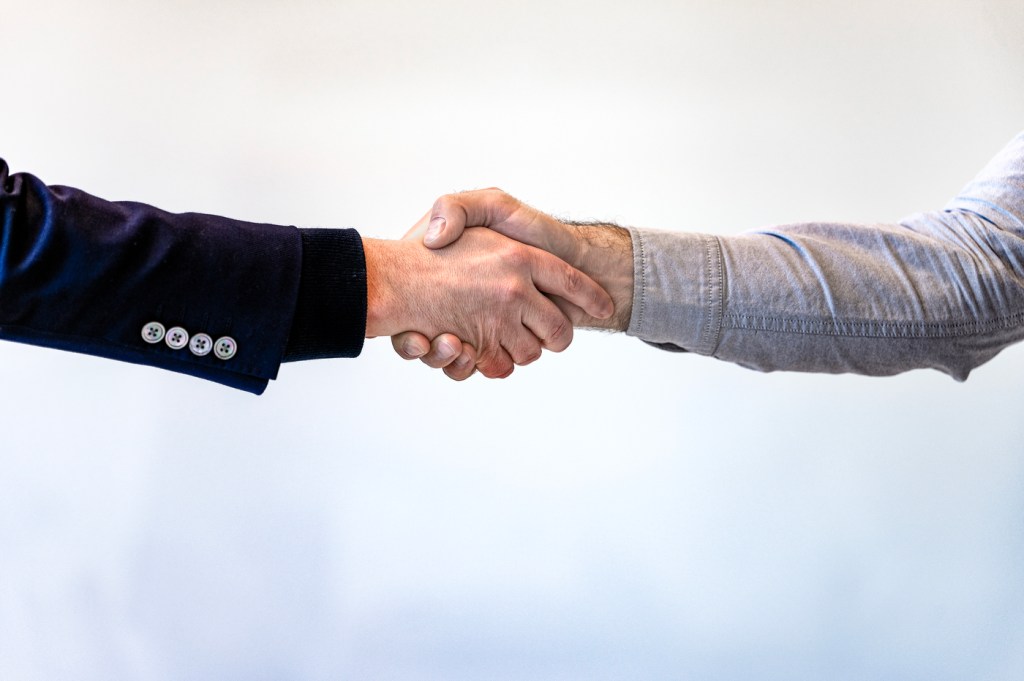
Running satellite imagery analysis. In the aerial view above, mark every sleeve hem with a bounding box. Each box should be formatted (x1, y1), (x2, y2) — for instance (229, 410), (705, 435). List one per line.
(283, 228), (367, 361)
(625, 227), (725, 355)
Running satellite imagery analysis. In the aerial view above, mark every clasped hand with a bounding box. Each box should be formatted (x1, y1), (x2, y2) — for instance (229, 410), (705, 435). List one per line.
(373, 189), (635, 380)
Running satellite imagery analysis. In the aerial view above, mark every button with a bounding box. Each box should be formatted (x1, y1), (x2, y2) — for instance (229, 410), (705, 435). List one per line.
(189, 333), (213, 357)
(214, 336), (237, 360)
(141, 321), (166, 344)
(165, 326), (189, 350)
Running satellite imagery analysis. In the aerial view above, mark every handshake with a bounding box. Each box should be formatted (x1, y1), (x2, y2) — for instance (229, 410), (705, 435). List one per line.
(365, 189), (635, 380)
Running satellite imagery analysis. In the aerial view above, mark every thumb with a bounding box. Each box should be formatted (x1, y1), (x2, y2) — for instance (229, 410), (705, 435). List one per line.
(422, 198), (468, 249)
(422, 188), (521, 249)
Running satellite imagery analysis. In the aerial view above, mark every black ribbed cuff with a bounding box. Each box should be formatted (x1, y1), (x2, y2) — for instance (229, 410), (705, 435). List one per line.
(283, 228), (367, 361)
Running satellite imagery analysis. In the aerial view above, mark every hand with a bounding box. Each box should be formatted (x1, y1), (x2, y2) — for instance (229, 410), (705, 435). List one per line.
(392, 189), (635, 379)
(364, 225), (614, 378)
(388, 219), (480, 378)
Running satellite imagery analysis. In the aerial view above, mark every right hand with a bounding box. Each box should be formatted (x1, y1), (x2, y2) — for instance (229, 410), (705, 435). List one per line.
(365, 226), (613, 378)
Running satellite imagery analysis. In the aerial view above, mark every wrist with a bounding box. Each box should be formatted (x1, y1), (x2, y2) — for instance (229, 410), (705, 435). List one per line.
(564, 223), (634, 331)
(363, 238), (407, 337)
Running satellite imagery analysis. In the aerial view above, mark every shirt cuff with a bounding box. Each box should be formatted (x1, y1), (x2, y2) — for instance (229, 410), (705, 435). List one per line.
(283, 228), (367, 361)
(625, 227), (725, 356)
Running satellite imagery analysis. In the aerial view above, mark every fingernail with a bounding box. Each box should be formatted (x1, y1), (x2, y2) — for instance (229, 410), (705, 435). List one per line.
(424, 217), (445, 245)
(438, 339), (456, 360)
(453, 354), (471, 369)
(402, 340), (422, 358)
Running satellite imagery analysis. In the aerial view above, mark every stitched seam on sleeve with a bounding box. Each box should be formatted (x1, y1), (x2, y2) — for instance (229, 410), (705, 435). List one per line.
(724, 310), (1024, 339)
(702, 235), (726, 355)
(634, 228), (648, 335)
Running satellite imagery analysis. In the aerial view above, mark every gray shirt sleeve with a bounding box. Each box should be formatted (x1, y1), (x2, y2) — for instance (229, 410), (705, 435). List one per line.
(626, 132), (1024, 380)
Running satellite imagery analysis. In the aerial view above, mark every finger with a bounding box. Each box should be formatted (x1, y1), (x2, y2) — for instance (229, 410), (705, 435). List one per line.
(443, 344), (478, 381)
(402, 209), (432, 240)
(392, 332), (431, 359)
(422, 197), (467, 249)
(549, 294), (589, 328)
(424, 188), (521, 249)
(520, 293), (575, 353)
(441, 194), (576, 260)
(420, 334), (463, 369)
(475, 343), (515, 379)
(529, 249), (614, 319)
(504, 331), (544, 367)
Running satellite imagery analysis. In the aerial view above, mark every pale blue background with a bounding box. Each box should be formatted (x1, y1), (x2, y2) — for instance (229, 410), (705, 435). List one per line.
(2, 1), (1024, 679)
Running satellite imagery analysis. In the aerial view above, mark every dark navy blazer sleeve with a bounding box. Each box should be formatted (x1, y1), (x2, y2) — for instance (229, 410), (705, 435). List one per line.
(0, 159), (367, 394)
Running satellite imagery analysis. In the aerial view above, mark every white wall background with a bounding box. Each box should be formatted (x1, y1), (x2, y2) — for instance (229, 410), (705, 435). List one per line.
(2, 1), (1024, 679)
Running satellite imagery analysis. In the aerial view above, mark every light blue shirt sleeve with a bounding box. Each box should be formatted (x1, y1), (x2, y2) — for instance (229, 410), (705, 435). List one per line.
(626, 132), (1024, 379)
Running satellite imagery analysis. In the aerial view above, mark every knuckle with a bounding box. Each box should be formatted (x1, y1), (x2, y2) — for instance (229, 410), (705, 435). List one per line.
(509, 331), (542, 366)
(475, 346), (500, 371)
(496, 280), (527, 305)
(497, 192), (519, 212)
(545, 317), (573, 351)
(563, 266), (583, 294)
(502, 245), (529, 269)
(478, 355), (514, 379)
(444, 359), (476, 381)
(431, 193), (455, 212)
(394, 334), (426, 359)
(481, 187), (514, 208)
(517, 348), (542, 366)
(430, 193), (461, 220)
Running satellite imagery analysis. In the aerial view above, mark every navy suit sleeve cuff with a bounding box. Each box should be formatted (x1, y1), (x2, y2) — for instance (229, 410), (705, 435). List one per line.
(283, 228), (367, 361)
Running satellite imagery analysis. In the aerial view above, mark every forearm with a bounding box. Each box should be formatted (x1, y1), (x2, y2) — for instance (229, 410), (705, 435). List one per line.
(628, 132), (1024, 379)
(629, 219), (1024, 379)
(0, 159), (367, 392)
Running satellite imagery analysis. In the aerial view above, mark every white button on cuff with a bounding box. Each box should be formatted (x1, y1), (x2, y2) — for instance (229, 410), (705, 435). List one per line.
(214, 336), (237, 360)
(189, 333), (213, 357)
(165, 326), (189, 350)
(142, 321), (166, 344)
